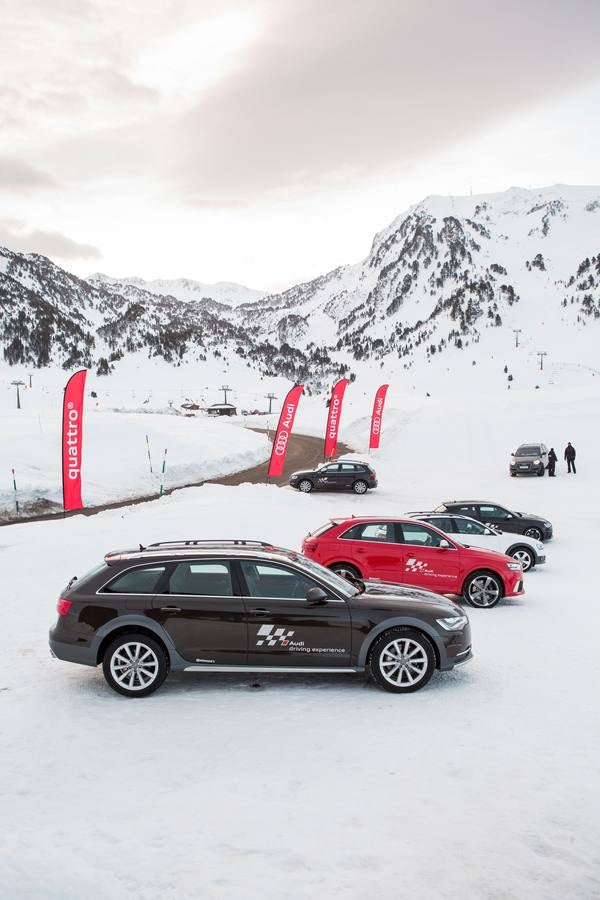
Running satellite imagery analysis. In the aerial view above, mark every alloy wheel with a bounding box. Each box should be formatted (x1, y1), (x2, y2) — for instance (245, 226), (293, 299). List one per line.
(109, 642), (159, 692)
(331, 565), (360, 581)
(512, 549), (533, 571)
(468, 575), (501, 608)
(379, 637), (429, 687)
(298, 479), (313, 493)
(353, 480), (368, 494)
(524, 527), (542, 541)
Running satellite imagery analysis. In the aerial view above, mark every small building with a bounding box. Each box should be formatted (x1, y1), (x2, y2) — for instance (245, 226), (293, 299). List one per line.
(206, 403), (237, 417)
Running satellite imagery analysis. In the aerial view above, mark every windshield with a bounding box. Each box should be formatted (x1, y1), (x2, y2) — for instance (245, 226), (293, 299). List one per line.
(296, 554), (359, 598)
(515, 446), (540, 457)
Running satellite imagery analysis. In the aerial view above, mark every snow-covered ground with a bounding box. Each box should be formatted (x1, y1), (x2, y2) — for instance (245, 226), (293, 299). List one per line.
(0, 373), (270, 514)
(1, 380), (599, 899)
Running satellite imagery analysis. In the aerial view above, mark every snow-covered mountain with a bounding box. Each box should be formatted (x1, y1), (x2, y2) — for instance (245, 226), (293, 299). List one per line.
(2, 185), (599, 387)
(235, 185), (600, 367)
(90, 274), (266, 307)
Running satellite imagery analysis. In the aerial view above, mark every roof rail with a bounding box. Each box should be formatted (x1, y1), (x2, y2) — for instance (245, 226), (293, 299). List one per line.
(145, 539), (275, 550)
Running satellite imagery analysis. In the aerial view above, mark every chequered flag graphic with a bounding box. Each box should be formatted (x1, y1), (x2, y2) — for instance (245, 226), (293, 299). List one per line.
(405, 558), (429, 573)
(256, 625), (295, 646)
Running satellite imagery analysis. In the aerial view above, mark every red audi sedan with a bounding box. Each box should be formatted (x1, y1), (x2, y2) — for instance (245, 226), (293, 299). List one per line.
(302, 517), (525, 608)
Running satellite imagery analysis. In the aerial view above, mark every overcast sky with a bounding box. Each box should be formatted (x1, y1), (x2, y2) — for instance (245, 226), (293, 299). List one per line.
(1, 0), (599, 290)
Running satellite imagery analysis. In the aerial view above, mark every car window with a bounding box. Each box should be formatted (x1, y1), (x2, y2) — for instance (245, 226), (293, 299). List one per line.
(454, 504), (479, 517)
(454, 517), (487, 535)
(240, 561), (321, 600)
(339, 522), (397, 542)
(320, 464), (340, 474)
(339, 463), (358, 471)
(168, 562), (233, 596)
(104, 565), (167, 594)
(423, 516), (454, 533)
(479, 505), (511, 519)
(399, 523), (446, 547)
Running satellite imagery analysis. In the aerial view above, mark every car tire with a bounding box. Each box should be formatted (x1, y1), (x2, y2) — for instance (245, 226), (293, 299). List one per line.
(509, 546), (535, 572)
(298, 479), (313, 493)
(352, 479), (368, 494)
(463, 570), (503, 609)
(524, 527), (543, 541)
(368, 627), (435, 693)
(329, 562), (362, 581)
(537, 468), (544, 477)
(510, 471), (516, 477)
(102, 633), (168, 697)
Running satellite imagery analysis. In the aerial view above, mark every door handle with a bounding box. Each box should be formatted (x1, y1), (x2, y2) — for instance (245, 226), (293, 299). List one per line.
(249, 607), (271, 617)
(160, 605), (181, 611)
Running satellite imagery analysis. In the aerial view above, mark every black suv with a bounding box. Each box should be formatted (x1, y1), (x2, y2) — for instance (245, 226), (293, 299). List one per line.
(510, 443), (549, 477)
(49, 540), (471, 697)
(431, 500), (553, 542)
(289, 460), (377, 494)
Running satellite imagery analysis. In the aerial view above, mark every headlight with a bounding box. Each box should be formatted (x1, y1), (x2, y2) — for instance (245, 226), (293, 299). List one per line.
(543, 522), (551, 528)
(436, 615), (468, 631)
(536, 542), (544, 550)
(534, 458), (541, 464)
(507, 562), (522, 571)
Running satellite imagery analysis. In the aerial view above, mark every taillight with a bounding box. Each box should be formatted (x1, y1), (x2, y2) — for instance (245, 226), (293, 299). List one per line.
(370, 471), (376, 479)
(304, 537), (318, 551)
(56, 597), (72, 616)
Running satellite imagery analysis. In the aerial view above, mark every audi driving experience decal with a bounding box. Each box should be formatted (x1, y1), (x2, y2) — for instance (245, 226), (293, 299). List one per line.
(255, 625), (346, 655)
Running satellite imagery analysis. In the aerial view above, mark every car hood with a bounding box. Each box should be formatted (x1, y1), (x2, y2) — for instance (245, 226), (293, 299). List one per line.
(289, 469), (314, 478)
(514, 511), (547, 523)
(355, 580), (462, 614)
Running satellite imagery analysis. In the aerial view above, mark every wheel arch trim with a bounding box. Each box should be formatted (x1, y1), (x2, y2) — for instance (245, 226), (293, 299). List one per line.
(356, 617), (446, 669)
(505, 543), (537, 562)
(92, 615), (189, 669)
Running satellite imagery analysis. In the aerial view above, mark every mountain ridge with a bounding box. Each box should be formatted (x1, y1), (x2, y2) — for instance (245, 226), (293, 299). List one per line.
(2, 184), (599, 387)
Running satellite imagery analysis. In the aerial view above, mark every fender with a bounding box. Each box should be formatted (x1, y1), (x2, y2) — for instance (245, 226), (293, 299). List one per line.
(356, 616), (447, 669)
(90, 614), (189, 670)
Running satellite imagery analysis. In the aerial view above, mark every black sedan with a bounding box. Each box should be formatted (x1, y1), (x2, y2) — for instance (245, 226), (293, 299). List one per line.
(431, 500), (553, 542)
(289, 460), (378, 494)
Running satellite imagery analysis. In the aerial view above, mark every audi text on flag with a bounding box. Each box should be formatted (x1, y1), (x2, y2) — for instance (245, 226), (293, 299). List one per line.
(324, 378), (349, 458)
(62, 369), (87, 510)
(267, 385), (304, 477)
(369, 384), (389, 450)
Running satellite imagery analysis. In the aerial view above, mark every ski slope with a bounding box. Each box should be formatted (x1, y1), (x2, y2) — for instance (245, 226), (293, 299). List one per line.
(1, 382), (598, 899)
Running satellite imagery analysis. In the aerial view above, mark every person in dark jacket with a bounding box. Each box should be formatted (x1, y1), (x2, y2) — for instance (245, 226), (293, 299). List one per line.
(547, 448), (557, 476)
(564, 442), (576, 474)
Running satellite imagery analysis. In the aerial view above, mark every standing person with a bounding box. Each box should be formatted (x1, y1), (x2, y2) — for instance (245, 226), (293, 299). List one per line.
(564, 442), (576, 474)
(547, 448), (557, 476)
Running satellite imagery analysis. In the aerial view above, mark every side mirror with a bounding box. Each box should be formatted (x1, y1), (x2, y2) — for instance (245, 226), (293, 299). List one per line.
(306, 586), (328, 606)
(439, 539), (451, 549)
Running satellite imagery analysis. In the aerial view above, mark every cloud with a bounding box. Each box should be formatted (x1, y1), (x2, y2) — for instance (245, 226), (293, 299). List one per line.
(164, 0), (600, 204)
(0, 221), (101, 260)
(0, 157), (58, 191)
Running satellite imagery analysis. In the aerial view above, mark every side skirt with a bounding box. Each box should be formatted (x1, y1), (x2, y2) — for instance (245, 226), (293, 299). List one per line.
(182, 665), (363, 674)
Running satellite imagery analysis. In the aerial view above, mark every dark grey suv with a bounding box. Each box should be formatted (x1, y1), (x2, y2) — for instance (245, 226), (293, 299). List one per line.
(510, 443), (548, 477)
(49, 540), (472, 697)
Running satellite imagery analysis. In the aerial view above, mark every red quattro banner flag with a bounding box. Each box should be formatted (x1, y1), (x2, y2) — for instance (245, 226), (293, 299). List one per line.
(324, 378), (349, 458)
(267, 385), (304, 477)
(62, 369), (87, 510)
(369, 384), (389, 450)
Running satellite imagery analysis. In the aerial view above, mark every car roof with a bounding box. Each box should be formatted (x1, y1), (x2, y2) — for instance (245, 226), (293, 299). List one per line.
(442, 500), (505, 506)
(323, 458), (371, 465)
(104, 540), (303, 566)
(329, 516), (447, 527)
